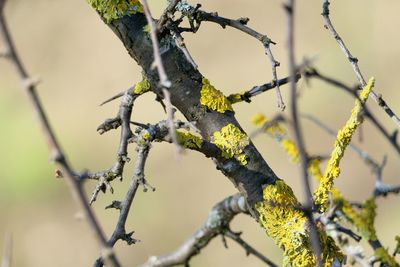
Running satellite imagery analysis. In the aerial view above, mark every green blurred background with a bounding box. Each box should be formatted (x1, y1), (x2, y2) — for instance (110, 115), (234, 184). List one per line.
(1, 0), (399, 266)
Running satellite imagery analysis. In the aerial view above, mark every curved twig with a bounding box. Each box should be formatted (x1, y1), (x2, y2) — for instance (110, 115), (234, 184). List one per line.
(321, 0), (400, 127)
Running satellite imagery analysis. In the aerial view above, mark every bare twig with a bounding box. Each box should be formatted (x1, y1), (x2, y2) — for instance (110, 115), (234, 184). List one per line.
(243, 73), (301, 100)
(89, 89), (137, 203)
(321, 0), (400, 128)
(223, 230), (278, 267)
(284, 2), (323, 266)
(170, 28), (197, 69)
(140, 194), (277, 267)
(157, 0), (182, 32)
(0, 4), (121, 267)
(374, 156), (400, 197)
(176, 3), (285, 110)
(140, 0), (180, 155)
(1, 233), (12, 267)
(94, 144), (152, 267)
(99, 90), (127, 106)
(249, 115), (286, 139)
(304, 68), (400, 155)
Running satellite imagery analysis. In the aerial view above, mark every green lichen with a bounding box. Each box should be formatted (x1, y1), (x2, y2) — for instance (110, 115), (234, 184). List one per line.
(212, 124), (249, 165)
(87, 0), (143, 23)
(143, 24), (150, 33)
(333, 196), (380, 244)
(394, 236), (400, 256)
(255, 180), (343, 267)
(200, 78), (233, 113)
(176, 131), (203, 149)
(133, 79), (151, 95)
(358, 198), (378, 241)
(375, 247), (399, 267)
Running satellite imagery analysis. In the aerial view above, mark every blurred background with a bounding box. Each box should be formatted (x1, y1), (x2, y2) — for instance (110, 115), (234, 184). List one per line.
(0, 0), (399, 266)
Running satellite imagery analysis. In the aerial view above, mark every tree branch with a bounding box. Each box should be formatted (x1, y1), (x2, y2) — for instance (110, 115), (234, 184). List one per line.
(175, 3), (285, 110)
(0, 4), (121, 266)
(284, 1), (323, 266)
(321, 0), (400, 128)
(94, 142), (152, 267)
(140, 194), (278, 267)
(304, 68), (400, 155)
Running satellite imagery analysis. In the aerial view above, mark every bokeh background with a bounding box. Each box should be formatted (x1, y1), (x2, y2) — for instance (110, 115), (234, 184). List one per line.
(1, 0), (399, 266)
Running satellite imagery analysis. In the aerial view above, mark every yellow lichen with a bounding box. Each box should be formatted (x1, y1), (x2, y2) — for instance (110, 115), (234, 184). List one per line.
(308, 157), (388, 259)
(137, 129), (152, 145)
(142, 130), (150, 140)
(251, 113), (286, 136)
(200, 78), (233, 113)
(212, 124), (249, 165)
(87, 0), (143, 23)
(176, 131), (203, 149)
(227, 93), (244, 104)
(252, 113), (300, 164)
(251, 116), (344, 266)
(314, 77), (375, 210)
(133, 79), (151, 95)
(375, 247), (399, 267)
(256, 180), (343, 267)
(308, 158), (323, 181)
(281, 139), (300, 164)
(358, 198), (378, 241)
(251, 113), (268, 127)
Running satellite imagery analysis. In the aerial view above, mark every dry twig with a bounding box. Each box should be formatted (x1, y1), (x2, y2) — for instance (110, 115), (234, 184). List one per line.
(321, 0), (400, 127)
(284, 1), (323, 266)
(0, 3), (121, 266)
(140, 194), (278, 267)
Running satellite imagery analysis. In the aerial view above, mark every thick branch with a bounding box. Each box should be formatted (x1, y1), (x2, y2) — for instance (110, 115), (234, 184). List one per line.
(107, 10), (278, 213)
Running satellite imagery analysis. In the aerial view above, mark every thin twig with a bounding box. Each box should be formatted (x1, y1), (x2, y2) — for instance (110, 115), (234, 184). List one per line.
(170, 28), (197, 69)
(140, 194), (277, 267)
(99, 90), (127, 106)
(89, 89), (137, 203)
(244, 73), (301, 100)
(176, 4), (285, 110)
(0, 4), (121, 267)
(321, 0), (400, 128)
(157, 0), (182, 32)
(284, 2), (323, 266)
(249, 115), (286, 139)
(224, 230), (279, 267)
(140, 0), (180, 156)
(302, 114), (381, 171)
(304, 69), (400, 155)
(373, 156), (400, 197)
(304, 114), (400, 197)
(94, 144), (151, 267)
(1, 233), (12, 267)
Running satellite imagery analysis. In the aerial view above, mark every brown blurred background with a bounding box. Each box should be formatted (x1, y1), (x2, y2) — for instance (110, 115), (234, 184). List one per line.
(0, 0), (399, 266)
